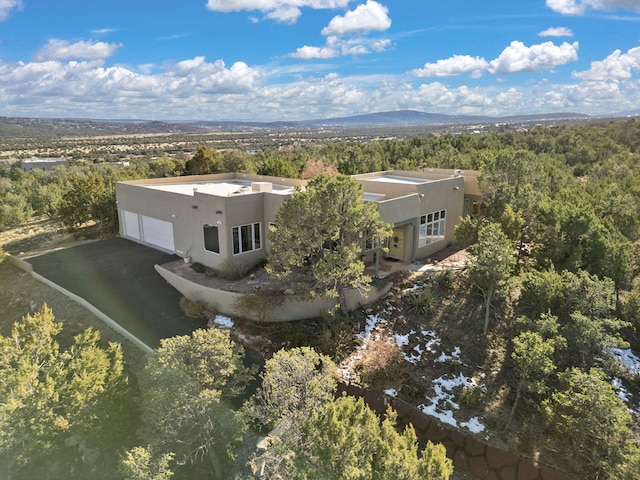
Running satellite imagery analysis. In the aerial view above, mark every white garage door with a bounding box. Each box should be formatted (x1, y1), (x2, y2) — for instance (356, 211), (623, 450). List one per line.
(122, 210), (141, 240)
(141, 215), (175, 252)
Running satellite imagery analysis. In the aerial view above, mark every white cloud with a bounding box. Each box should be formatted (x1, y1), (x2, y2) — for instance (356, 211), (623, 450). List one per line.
(0, 54), (639, 121)
(488, 40), (579, 74)
(412, 55), (489, 78)
(546, 0), (640, 15)
(290, 1), (392, 59)
(0, 0), (22, 21)
(291, 45), (338, 59)
(538, 27), (574, 37)
(35, 39), (123, 61)
(321, 1), (391, 36)
(205, 0), (350, 23)
(290, 36), (391, 59)
(572, 46), (640, 81)
(411, 41), (578, 78)
(91, 28), (117, 35)
(0, 56), (262, 119)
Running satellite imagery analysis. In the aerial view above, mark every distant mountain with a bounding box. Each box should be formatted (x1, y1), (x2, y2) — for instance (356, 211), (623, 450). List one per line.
(305, 110), (592, 127)
(611, 108), (640, 118)
(0, 110), (606, 139)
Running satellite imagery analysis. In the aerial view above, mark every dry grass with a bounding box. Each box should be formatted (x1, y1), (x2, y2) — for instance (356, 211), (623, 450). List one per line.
(353, 335), (409, 390)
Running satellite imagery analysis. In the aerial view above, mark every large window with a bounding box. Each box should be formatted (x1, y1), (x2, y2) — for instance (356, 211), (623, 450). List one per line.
(419, 210), (446, 247)
(203, 225), (220, 254)
(232, 222), (261, 255)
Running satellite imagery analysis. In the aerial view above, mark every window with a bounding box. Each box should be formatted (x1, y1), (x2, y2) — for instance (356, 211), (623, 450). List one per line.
(232, 223), (261, 255)
(419, 210), (446, 247)
(203, 225), (220, 254)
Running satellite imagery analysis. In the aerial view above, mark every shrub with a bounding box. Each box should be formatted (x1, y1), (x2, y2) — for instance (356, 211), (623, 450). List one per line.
(191, 262), (207, 274)
(457, 385), (485, 409)
(217, 259), (251, 281)
(314, 310), (358, 361)
(435, 270), (455, 292)
(234, 288), (285, 322)
(354, 336), (408, 390)
(406, 289), (437, 316)
(179, 296), (206, 318)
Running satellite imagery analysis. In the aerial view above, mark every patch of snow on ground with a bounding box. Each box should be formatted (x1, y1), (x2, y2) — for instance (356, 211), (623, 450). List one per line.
(339, 312), (392, 381)
(461, 417), (485, 433)
(394, 329), (462, 365)
(437, 345), (461, 363)
(339, 308), (487, 433)
(208, 315), (234, 329)
(610, 347), (640, 375)
(608, 347), (640, 415)
(356, 314), (388, 341)
(394, 332), (411, 347)
(418, 373), (486, 432)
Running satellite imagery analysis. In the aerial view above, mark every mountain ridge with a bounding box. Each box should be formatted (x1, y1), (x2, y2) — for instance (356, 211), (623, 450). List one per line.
(0, 109), (632, 139)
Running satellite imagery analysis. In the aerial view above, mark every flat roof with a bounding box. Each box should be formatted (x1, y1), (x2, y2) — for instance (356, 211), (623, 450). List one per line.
(361, 175), (430, 185)
(363, 192), (386, 202)
(22, 158), (67, 163)
(145, 180), (295, 196)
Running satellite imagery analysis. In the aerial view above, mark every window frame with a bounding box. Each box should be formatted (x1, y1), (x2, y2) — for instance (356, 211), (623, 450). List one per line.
(203, 224), (220, 254)
(232, 222), (261, 255)
(418, 209), (446, 247)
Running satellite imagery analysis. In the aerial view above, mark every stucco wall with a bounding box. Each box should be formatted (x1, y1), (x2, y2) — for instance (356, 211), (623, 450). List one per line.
(154, 264), (393, 322)
(116, 176), (294, 271)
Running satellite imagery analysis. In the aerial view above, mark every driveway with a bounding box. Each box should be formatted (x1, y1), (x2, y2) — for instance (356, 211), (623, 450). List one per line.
(28, 238), (206, 348)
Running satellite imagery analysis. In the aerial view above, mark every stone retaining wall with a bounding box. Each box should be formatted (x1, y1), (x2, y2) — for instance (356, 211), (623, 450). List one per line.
(337, 382), (574, 480)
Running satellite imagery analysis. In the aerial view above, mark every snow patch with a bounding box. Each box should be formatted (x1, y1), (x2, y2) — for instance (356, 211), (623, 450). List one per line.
(418, 373), (486, 433)
(209, 315), (234, 329)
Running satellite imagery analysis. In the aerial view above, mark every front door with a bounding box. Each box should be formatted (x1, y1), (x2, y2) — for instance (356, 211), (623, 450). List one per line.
(387, 227), (405, 260)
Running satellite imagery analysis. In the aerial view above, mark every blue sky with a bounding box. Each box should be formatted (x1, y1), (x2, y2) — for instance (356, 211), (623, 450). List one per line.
(0, 0), (639, 121)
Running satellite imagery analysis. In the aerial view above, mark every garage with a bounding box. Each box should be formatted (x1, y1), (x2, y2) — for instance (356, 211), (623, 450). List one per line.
(122, 210), (141, 240)
(121, 209), (175, 253)
(140, 215), (175, 252)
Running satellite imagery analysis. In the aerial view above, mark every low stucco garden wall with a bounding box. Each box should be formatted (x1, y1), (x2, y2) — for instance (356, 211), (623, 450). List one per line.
(154, 264), (393, 322)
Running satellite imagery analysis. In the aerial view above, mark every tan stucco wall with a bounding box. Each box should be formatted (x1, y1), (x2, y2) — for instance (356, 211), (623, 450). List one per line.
(116, 173), (303, 271)
(369, 175), (465, 262)
(117, 169), (480, 270)
(155, 264), (393, 322)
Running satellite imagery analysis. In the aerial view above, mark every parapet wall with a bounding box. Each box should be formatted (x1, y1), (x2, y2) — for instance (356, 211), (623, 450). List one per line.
(337, 382), (573, 480)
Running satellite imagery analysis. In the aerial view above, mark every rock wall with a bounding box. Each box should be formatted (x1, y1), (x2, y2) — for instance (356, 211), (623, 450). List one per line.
(337, 382), (574, 480)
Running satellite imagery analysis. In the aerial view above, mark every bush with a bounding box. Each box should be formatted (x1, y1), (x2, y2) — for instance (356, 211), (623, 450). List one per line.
(435, 270), (455, 292)
(234, 288), (285, 322)
(179, 296), (206, 318)
(191, 262), (207, 274)
(457, 385), (484, 409)
(218, 259), (251, 281)
(313, 310), (358, 361)
(354, 336), (408, 390)
(406, 289), (437, 316)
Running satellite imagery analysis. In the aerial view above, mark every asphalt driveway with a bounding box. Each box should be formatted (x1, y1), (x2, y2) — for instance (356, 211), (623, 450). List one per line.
(28, 238), (206, 348)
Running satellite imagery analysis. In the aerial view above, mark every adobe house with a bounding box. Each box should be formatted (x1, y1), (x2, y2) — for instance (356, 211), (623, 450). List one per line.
(353, 169), (483, 263)
(115, 169), (482, 270)
(20, 157), (68, 172)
